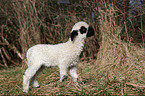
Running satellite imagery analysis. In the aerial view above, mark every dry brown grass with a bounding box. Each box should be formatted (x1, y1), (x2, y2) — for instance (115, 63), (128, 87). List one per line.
(0, 61), (97, 95)
(0, 59), (145, 95)
(94, 8), (145, 95)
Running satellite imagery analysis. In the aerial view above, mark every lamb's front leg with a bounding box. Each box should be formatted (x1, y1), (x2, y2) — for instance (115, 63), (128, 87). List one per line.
(69, 66), (78, 82)
(31, 66), (45, 88)
(59, 65), (68, 82)
(23, 65), (41, 93)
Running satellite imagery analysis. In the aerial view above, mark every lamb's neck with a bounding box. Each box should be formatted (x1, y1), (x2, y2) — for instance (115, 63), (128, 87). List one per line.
(67, 38), (85, 54)
(74, 39), (85, 49)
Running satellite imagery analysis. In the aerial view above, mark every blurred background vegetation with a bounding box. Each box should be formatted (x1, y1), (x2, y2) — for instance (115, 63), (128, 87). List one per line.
(0, 0), (145, 67)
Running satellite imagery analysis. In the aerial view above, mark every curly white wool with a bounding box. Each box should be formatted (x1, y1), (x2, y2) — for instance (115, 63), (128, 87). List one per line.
(23, 21), (94, 93)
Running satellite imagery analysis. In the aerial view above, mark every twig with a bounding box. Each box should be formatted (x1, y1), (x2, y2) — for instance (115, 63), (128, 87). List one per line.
(0, 48), (8, 67)
(140, 1), (145, 55)
(0, 43), (8, 45)
(126, 82), (145, 88)
(1, 47), (18, 65)
(1, 36), (23, 60)
(0, 63), (6, 67)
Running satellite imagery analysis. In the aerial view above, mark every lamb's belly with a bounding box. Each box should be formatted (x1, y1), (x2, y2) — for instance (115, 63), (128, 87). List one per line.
(62, 56), (79, 68)
(41, 51), (79, 67)
(43, 57), (78, 68)
(42, 55), (59, 67)
(43, 61), (58, 67)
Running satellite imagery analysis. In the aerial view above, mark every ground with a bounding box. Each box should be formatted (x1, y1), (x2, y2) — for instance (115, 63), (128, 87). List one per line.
(0, 60), (145, 95)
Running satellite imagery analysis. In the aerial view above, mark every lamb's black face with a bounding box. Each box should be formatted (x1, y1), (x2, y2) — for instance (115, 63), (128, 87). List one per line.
(71, 22), (95, 42)
(80, 26), (94, 37)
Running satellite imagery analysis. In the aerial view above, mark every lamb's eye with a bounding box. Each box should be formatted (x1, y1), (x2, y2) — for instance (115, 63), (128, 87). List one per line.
(80, 26), (87, 34)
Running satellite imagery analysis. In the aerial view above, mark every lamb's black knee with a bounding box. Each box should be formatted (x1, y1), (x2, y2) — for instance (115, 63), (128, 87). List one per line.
(62, 75), (68, 81)
(64, 75), (68, 79)
(36, 86), (40, 88)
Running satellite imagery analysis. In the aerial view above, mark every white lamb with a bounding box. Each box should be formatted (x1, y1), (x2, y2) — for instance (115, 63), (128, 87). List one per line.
(23, 21), (94, 93)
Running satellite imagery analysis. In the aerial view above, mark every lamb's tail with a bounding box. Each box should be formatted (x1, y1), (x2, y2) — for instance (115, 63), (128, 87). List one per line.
(26, 48), (32, 66)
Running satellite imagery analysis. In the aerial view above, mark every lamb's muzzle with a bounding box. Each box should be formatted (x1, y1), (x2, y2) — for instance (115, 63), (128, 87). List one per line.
(23, 21), (94, 93)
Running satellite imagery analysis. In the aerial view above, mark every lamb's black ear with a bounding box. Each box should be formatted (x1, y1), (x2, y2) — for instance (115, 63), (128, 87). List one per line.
(71, 30), (78, 41)
(86, 26), (94, 37)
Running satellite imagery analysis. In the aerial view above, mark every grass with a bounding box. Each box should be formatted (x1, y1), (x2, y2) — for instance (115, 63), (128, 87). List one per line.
(0, 59), (145, 95)
(0, 61), (97, 95)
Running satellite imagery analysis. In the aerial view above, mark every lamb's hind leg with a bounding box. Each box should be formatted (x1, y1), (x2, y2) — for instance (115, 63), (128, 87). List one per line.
(69, 66), (78, 82)
(23, 65), (41, 93)
(59, 65), (68, 82)
(31, 66), (45, 88)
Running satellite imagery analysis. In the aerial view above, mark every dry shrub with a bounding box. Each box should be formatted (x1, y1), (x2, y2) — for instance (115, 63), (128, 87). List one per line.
(0, 0), (98, 66)
(0, 0), (99, 67)
(95, 8), (145, 86)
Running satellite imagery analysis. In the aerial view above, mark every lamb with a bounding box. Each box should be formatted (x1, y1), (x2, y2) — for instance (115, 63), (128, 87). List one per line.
(23, 21), (94, 93)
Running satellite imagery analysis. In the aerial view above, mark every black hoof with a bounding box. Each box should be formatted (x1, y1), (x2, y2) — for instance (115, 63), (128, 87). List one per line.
(36, 86), (40, 88)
